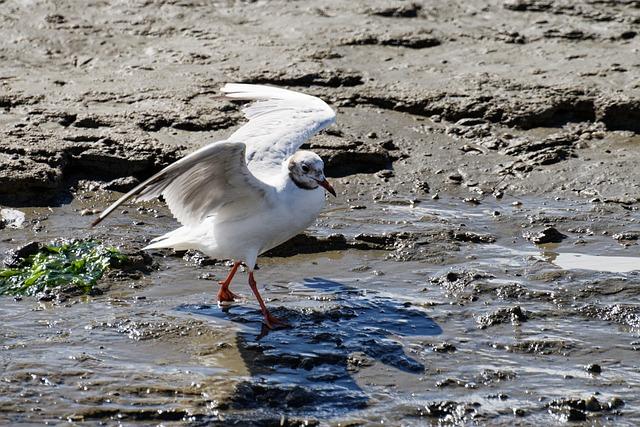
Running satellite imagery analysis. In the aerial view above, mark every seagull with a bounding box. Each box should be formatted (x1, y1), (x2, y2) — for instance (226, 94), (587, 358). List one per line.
(91, 83), (337, 328)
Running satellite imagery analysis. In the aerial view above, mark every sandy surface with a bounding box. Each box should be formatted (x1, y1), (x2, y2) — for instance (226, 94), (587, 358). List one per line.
(1, 1), (640, 425)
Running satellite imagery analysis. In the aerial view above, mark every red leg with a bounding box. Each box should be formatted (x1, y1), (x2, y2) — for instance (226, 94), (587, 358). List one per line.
(248, 272), (288, 329)
(217, 261), (241, 303)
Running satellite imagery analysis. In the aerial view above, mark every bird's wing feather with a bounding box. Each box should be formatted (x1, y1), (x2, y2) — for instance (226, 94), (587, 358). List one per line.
(92, 141), (274, 227)
(220, 83), (336, 178)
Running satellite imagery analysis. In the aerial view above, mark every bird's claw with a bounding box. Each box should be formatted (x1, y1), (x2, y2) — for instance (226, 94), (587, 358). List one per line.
(217, 287), (239, 303)
(262, 312), (289, 329)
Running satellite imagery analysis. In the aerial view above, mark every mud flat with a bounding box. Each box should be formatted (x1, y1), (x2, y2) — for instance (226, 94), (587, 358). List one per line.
(1, 1), (639, 425)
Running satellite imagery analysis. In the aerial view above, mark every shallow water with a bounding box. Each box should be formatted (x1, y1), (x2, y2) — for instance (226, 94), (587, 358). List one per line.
(1, 193), (639, 425)
(545, 252), (640, 273)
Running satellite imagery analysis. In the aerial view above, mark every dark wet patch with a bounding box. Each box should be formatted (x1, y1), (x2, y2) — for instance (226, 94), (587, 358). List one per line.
(341, 31), (441, 49)
(367, 3), (422, 18)
(242, 69), (364, 88)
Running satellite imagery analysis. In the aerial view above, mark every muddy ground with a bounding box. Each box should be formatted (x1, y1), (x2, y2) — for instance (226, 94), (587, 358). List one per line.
(1, 0), (640, 425)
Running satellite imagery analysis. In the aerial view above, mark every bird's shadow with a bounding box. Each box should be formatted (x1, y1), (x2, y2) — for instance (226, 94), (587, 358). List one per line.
(176, 277), (442, 419)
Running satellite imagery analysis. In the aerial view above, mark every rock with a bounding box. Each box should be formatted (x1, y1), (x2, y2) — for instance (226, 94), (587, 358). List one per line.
(379, 139), (398, 150)
(347, 352), (375, 370)
(375, 169), (394, 178)
(4, 241), (41, 268)
(456, 118), (488, 126)
(414, 400), (479, 422)
(368, 3), (422, 18)
(612, 231), (639, 241)
(523, 227), (567, 244)
(499, 339), (572, 355)
(73, 115), (111, 128)
(584, 396), (601, 412)
(448, 173), (463, 183)
(101, 176), (141, 192)
(585, 363), (602, 374)
(414, 180), (430, 193)
(503, 0), (552, 12)
(450, 230), (496, 244)
(0, 208), (26, 228)
(431, 342), (456, 353)
(477, 306), (528, 329)
(620, 31), (637, 40)
(607, 397), (625, 410)
(463, 197), (481, 205)
(243, 68), (364, 87)
(550, 407), (587, 422)
(578, 304), (640, 329)
(342, 31), (440, 49)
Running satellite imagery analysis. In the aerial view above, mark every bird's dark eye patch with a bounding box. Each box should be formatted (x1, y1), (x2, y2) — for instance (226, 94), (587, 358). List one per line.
(301, 164), (310, 173)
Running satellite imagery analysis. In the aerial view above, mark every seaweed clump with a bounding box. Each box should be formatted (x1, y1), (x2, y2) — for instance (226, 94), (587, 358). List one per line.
(0, 240), (127, 296)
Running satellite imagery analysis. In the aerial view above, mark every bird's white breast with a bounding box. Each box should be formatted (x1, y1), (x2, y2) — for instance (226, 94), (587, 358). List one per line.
(257, 182), (326, 253)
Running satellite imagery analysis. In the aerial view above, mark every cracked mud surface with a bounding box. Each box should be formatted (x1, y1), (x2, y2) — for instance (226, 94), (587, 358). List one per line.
(1, 0), (639, 425)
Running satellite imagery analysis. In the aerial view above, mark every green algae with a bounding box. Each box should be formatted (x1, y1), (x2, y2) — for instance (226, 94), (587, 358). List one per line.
(0, 240), (127, 296)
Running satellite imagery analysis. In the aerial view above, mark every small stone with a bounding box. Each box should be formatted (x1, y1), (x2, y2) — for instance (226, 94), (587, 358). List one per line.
(4, 242), (41, 268)
(448, 173), (463, 183)
(613, 232), (639, 241)
(523, 227), (567, 244)
(349, 205), (366, 210)
(79, 209), (98, 216)
(376, 169), (394, 178)
(585, 363), (602, 374)
(380, 139), (398, 150)
(511, 201), (522, 206)
(415, 181), (430, 193)
(432, 342), (456, 353)
(1, 208), (26, 229)
(513, 408), (526, 417)
(463, 197), (480, 205)
(608, 397), (624, 410)
(584, 396), (601, 412)
(367, 131), (378, 139)
(102, 176), (141, 192)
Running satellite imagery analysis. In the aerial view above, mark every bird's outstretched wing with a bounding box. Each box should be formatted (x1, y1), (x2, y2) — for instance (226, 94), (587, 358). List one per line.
(91, 141), (274, 227)
(221, 83), (336, 180)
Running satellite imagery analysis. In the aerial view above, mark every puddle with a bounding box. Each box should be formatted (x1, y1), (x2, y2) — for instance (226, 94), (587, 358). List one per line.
(1, 195), (640, 424)
(545, 252), (640, 273)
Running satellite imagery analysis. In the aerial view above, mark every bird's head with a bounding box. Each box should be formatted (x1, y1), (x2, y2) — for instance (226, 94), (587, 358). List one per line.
(288, 151), (336, 196)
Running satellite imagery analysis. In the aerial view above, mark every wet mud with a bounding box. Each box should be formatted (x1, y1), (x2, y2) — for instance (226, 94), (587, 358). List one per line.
(1, 0), (640, 425)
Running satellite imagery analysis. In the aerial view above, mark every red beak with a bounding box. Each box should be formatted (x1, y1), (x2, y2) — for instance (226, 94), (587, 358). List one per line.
(318, 179), (336, 197)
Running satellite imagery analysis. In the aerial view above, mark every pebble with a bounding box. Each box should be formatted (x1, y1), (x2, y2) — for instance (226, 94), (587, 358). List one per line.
(585, 363), (602, 374)
(448, 173), (463, 183)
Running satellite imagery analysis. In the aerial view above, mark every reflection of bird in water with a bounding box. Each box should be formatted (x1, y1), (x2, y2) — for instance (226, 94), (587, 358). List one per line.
(92, 84), (337, 328)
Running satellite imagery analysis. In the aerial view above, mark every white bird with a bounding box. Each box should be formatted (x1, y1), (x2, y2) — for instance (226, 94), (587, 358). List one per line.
(92, 83), (336, 328)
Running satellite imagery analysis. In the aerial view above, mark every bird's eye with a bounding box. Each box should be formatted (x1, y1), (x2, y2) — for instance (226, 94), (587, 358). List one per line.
(301, 165), (310, 173)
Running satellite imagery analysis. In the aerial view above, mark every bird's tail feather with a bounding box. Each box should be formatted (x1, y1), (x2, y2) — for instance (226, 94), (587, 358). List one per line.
(143, 227), (195, 251)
